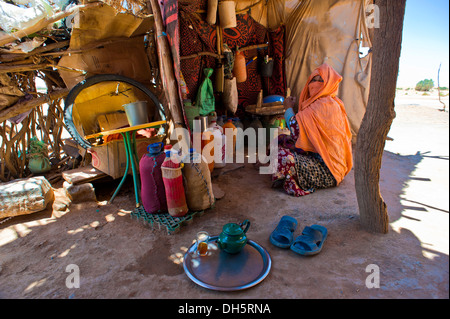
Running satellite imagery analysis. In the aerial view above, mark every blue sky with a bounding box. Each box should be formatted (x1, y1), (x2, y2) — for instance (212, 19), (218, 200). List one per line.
(397, 0), (449, 88)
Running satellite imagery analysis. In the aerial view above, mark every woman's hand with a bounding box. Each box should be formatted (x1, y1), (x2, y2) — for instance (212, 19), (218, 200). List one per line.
(284, 96), (296, 110)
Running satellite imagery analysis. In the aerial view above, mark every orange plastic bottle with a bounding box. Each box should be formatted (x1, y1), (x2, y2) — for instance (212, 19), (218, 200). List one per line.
(201, 129), (215, 172)
(233, 50), (247, 83)
(222, 119), (237, 161)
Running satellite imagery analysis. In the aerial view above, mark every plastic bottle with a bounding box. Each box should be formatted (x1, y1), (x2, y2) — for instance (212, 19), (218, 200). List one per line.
(232, 117), (244, 130)
(208, 120), (223, 134)
(222, 119), (237, 160)
(208, 111), (218, 126)
(201, 129), (215, 172)
(161, 151), (188, 217)
(182, 149), (215, 211)
(233, 50), (247, 83)
(139, 142), (167, 214)
(265, 116), (284, 144)
(216, 115), (225, 126)
(208, 121), (226, 168)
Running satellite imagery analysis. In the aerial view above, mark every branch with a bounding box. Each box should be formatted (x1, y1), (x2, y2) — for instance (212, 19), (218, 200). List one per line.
(180, 51), (223, 60)
(0, 40), (70, 63)
(0, 88), (69, 123)
(179, 44), (268, 61)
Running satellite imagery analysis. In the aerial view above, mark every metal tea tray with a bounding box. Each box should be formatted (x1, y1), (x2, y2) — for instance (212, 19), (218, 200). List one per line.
(183, 236), (271, 291)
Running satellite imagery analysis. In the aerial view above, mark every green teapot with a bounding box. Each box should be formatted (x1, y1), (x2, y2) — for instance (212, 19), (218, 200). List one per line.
(217, 219), (250, 254)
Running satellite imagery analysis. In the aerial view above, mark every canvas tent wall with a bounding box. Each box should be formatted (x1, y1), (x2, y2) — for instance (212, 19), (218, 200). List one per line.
(230, 0), (372, 139)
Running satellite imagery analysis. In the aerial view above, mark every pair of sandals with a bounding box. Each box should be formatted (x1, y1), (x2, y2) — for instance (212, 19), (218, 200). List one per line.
(270, 216), (328, 256)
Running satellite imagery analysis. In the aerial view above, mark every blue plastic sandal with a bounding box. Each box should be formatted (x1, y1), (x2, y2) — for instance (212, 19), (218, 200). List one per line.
(270, 216), (298, 248)
(290, 225), (328, 256)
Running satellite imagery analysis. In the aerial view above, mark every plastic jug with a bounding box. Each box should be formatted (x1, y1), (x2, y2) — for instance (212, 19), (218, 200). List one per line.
(182, 149), (215, 211)
(161, 151), (188, 217)
(208, 121), (226, 168)
(265, 116), (285, 144)
(222, 119), (237, 159)
(201, 129), (215, 172)
(233, 50), (247, 83)
(208, 120), (223, 134)
(232, 117), (244, 130)
(216, 115), (226, 126)
(139, 142), (167, 214)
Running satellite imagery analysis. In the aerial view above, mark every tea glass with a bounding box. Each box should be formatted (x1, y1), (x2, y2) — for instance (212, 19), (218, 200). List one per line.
(196, 231), (209, 257)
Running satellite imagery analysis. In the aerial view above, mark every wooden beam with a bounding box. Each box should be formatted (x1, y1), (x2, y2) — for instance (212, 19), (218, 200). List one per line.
(180, 52), (223, 60)
(0, 41), (70, 63)
(0, 88), (69, 123)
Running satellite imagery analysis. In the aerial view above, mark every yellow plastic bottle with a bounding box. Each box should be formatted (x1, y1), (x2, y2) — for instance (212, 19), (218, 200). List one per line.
(201, 129), (215, 172)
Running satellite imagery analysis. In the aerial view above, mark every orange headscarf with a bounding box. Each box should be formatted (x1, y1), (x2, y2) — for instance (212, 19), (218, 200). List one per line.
(295, 63), (353, 185)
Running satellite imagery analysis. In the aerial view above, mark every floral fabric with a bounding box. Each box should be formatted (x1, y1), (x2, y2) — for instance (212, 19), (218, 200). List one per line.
(272, 116), (336, 197)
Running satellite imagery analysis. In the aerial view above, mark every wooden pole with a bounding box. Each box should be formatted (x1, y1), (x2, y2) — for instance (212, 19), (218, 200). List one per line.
(438, 63), (446, 112)
(0, 88), (69, 124)
(148, 0), (184, 126)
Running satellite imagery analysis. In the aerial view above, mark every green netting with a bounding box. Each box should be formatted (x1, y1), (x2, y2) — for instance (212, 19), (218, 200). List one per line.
(131, 206), (207, 234)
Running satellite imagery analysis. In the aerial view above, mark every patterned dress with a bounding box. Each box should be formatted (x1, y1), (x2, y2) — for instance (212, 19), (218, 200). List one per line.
(272, 116), (337, 197)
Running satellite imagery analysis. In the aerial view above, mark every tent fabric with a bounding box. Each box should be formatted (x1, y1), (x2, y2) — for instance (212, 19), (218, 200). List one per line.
(283, 0), (372, 139)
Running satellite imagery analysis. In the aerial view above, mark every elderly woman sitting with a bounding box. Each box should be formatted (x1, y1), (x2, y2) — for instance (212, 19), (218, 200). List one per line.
(272, 63), (353, 196)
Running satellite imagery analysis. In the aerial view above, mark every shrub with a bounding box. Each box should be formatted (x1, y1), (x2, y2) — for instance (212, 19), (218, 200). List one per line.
(415, 79), (434, 91)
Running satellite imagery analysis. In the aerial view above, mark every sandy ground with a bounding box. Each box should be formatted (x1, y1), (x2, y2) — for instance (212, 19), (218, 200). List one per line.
(0, 91), (448, 300)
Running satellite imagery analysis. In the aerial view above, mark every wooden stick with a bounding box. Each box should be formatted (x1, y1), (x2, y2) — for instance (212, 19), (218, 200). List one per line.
(239, 43), (268, 51)
(0, 63), (50, 74)
(180, 52), (223, 60)
(0, 40), (70, 63)
(0, 88), (69, 123)
(179, 43), (268, 61)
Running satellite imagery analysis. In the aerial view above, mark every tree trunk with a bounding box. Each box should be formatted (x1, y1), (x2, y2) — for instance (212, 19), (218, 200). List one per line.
(354, 0), (406, 233)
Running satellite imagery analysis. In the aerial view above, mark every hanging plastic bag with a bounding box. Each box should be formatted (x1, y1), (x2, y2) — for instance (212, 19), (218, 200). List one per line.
(0, 0), (55, 33)
(196, 68), (215, 116)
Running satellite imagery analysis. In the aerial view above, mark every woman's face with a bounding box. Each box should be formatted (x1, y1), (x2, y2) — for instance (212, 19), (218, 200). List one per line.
(308, 75), (324, 96)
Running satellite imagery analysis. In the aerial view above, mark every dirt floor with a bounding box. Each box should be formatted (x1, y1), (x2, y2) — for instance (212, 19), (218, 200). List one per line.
(0, 91), (448, 300)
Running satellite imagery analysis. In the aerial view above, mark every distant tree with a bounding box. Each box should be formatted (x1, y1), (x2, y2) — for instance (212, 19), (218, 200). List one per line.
(415, 79), (434, 91)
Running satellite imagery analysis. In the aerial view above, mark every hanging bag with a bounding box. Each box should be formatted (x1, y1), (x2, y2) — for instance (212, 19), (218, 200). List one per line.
(196, 68), (215, 116)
